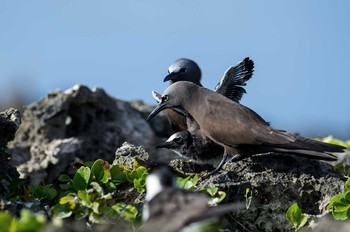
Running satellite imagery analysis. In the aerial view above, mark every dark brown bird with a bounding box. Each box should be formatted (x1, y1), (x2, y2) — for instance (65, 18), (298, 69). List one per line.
(147, 81), (344, 174)
(141, 165), (243, 232)
(159, 57), (254, 132)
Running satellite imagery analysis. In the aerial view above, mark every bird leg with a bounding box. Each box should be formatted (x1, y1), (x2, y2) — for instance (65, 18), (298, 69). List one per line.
(227, 153), (244, 163)
(201, 151), (228, 179)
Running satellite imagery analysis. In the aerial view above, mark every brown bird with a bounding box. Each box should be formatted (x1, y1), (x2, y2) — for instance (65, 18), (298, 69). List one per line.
(147, 81), (344, 174)
(158, 57), (254, 132)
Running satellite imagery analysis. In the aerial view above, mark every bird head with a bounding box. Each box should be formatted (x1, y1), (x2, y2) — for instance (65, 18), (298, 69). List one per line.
(147, 82), (195, 121)
(156, 131), (192, 149)
(164, 58), (202, 85)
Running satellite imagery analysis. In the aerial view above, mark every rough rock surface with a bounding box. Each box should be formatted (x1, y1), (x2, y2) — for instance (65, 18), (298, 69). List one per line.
(9, 85), (175, 184)
(0, 108), (21, 211)
(114, 144), (345, 231)
(0, 108), (21, 180)
(192, 153), (344, 231)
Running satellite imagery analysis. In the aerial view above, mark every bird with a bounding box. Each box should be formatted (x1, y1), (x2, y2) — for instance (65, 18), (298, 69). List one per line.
(157, 57), (254, 132)
(147, 81), (345, 175)
(155, 130), (223, 167)
(141, 165), (243, 232)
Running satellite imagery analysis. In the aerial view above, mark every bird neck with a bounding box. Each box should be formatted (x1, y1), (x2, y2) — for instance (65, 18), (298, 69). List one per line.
(145, 175), (165, 202)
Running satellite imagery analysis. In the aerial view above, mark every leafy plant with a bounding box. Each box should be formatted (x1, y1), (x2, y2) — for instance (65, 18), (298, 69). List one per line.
(176, 175), (227, 206)
(176, 174), (199, 190)
(0, 209), (46, 232)
(327, 178), (350, 220)
(54, 159), (148, 224)
(286, 203), (308, 231)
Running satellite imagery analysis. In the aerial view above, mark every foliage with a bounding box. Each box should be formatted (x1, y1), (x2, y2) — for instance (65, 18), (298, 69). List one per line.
(326, 136), (350, 220)
(54, 159), (147, 224)
(334, 163), (350, 178)
(176, 175), (226, 206)
(206, 186), (226, 206)
(327, 178), (350, 220)
(176, 174), (199, 190)
(286, 203), (308, 231)
(0, 209), (46, 232)
(316, 135), (350, 151)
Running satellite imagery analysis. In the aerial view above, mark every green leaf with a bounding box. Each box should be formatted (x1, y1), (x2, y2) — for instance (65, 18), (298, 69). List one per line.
(286, 203), (308, 230)
(133, 158), (142, 169)
(208, 190), (226, 206)
(344, 179), (350, 192)
(206, 187), (218, 196)
(30, 184), (57, 201)
(16, 209), (46, 232)
(133, 178), (146, 193)
(78, 190), (91, 207)
(110, 165), (127, 185)
(327, 193), (345, 209)
(59, 193), (77, 209)
(112, 203), (138, 222)
(90, 181), (103, 195)
(0, 211), (14, 232)
(91, 159), (110, 184)
(245, 188), (253, 209)
(177, 175), (199, 190)
(73, 166), (91, 191)
(52, 204), (72, 219)
(89, 212), (103, 224)
(58, 174), (71, 182)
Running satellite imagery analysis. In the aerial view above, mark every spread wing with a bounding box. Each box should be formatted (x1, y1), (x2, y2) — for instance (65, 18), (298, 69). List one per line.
(152, 90), (162, 103)
(215, 57), (254, 103)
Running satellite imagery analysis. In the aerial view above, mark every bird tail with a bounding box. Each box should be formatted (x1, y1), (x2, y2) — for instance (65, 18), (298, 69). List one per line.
(267, 136), (345, 161)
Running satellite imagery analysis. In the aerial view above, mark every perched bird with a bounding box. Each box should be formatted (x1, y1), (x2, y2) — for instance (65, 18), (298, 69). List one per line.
(141, 165), (242, 232)
(159, 57), (254, 132)
(147, 81), (344, 174)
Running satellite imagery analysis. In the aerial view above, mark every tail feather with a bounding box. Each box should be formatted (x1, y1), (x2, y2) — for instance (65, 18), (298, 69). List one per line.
(270, 136), (345, 152)
(273, 148), (338, 161)
(237, 134), (344, 161)
(267, 135), (344, 161)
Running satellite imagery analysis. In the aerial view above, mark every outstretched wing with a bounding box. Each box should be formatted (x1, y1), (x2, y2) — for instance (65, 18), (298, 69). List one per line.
(215, 57), (254, 103)
(152, 90), (162, 103)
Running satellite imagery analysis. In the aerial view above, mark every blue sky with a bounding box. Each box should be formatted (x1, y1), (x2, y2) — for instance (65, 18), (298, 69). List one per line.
(0, 1), (349, 139)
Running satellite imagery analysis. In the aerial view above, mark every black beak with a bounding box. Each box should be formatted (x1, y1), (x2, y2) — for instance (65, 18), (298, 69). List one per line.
(147, 102), (167, 121)
(163, 72), (180, 82)
(155, 141), (174, 149)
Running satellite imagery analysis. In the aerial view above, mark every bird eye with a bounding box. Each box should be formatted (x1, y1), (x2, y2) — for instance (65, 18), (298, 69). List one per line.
(161, 95), (169, 102)
(173, 136), (183, 143)
(179, 68), (187, 73)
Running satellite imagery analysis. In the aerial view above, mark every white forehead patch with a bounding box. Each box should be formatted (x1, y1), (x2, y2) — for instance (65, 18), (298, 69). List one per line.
(167, 133), (181, 142)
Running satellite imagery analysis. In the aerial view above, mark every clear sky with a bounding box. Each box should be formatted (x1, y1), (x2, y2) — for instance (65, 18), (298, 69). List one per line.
(0, 1), (349, 139)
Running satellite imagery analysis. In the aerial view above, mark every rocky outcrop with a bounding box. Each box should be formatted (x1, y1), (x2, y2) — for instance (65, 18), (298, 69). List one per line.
(9, 85), (175, 184)
(121, 144), (345, 231)
(0, 108), (21, 211)
(4, 84), (347, 231)
(197, 154), (344, 231)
